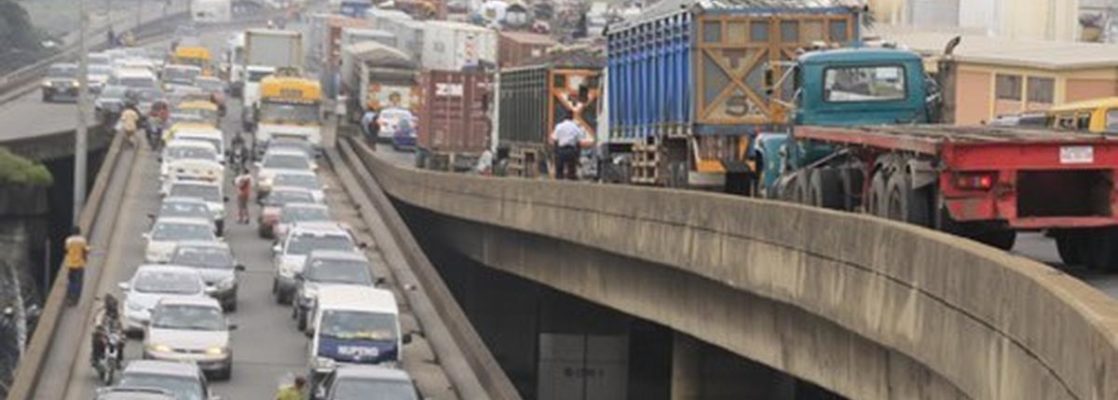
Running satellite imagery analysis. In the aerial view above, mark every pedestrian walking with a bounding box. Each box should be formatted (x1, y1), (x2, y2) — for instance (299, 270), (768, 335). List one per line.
(119, 105), (140, 147)
(64, 227), (90, 305)
(550, 113), (587, 180)
(234, 170), (252, 224)
(275, 375), (305, 400)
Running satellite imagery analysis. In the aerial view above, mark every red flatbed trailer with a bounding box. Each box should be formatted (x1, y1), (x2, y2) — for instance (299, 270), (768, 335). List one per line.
(792, 125), (1118, 265)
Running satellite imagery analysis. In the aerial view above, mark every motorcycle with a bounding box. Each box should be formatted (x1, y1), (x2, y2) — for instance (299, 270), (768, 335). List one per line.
(93, 329), (122, 385)
(230, 145), (246, 172)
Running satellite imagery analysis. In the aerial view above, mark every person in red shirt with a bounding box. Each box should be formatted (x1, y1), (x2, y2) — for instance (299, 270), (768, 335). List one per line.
(234, 169), (252, 224)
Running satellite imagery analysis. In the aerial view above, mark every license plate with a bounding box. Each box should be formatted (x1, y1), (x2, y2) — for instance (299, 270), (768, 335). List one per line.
(1060, 146), (1094, 164)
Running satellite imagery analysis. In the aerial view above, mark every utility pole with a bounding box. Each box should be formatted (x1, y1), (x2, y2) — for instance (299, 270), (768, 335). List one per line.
(74, 0), (90, 225)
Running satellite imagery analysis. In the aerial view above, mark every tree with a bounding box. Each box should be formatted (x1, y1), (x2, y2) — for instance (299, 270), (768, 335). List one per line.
(0, 0), (43, 53)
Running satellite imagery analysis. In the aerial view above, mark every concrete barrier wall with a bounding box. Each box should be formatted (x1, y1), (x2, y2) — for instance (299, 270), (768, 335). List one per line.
(356, 142), (1118, 400)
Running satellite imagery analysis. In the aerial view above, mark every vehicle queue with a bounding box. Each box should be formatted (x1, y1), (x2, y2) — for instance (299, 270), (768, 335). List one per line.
(57, 27), (421, 400)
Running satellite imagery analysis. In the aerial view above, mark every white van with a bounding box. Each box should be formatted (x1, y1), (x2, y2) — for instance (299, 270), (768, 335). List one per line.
(307, 286), (409, 380)
(174, 127), (227, 163)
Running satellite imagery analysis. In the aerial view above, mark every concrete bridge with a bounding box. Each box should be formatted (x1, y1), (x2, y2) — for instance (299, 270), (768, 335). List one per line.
(347, 138), (1118, 400)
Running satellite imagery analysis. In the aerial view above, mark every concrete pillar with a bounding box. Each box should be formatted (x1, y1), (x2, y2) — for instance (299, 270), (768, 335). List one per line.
(671, 332), (703, 400)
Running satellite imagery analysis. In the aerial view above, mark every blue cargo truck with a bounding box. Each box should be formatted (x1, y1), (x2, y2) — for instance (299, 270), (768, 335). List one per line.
(601, 0), (861, 192)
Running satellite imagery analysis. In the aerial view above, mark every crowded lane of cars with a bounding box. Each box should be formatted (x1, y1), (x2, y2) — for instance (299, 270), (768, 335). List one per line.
(62, 28), (432, 400)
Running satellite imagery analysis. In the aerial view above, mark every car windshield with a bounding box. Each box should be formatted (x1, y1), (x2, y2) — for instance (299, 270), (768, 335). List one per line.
(47, 65), (77, 78)
(274, 174), (319, 190)
(165, 146), (216, 160)
(133, 270), (203, 294)
(171, 246), (233, 269)
(320, 310), (397, 341)
(160, 201), (209, 219)
(174, 107), (217, 121)
(306, 259), (372, 285)
(268, 140), (312, 156)
(259, 102), (320, 125)
(151, 304), (225, 330)
(164, 67), (200, 84)
(152, 222), (214, 241)
(100, 86), (129, 99)
(136, 88), (163, 101)
(120, 77), (157, 89)
(196, 79), (223, 92)
(246, 69), (274, 82)
(119, 373), (204, 400)
(281, 206), (329, 224)
(169, 184), (220, 202)
(178, 136), (222, 153)
(331, 377), (418, 400)
(89, 65), (113, 76)
(823, 65), (906, 103)
(288, 234), (352, 255)
(264, 190), (315, 207)
(263, 154), (310, 170)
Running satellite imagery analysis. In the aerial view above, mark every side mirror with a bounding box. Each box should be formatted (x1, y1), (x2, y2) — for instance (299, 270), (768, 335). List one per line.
(374, 277), (387, 287)
(223, 196), (230, 203)
(228, 323), (238, 330)
(272, 244), (281, 253)
(146, 213), (155, 220)
(118, 282), (130, 291)
(235, 264), (246, 272)
(357, 242), (369, 249)
(402, 333), (413, 345)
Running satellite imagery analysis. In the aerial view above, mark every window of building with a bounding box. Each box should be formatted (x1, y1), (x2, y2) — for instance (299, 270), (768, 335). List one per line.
(1027, 77), (1054, 103)
(995, 74), (1022, 100)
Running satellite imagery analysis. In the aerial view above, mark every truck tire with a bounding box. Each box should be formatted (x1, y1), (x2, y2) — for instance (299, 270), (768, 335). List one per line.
(808, 168), (844, 210)
(886, 170), (931, 227)
(977, 230), (1017, 251)
(867, 170), (889, 217)
(1053, 230), (1085, 266)
(1083, 228), (1118, 270)
(839, 167), (864, 211)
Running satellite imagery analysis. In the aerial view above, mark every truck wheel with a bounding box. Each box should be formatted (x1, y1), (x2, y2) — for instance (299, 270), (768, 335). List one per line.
(886, 170), (931, 227)
(977, 230), (1017, 251)
(1083, 228), (1118, 270)
(839, 167), (864, 211)
(1053, 230), (1085, 266)
(808, 168), (844, 210)
(867, 170), (889, 217)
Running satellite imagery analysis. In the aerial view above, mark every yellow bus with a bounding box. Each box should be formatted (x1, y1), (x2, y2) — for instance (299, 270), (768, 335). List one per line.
(257, 74), (323, 149)
(1046, 97), (1118, 133)
(172, 46), (213, 75)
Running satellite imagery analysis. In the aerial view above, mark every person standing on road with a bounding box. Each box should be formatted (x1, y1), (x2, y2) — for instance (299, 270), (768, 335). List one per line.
(275, 376), (305, 400)
(64, 226), (90, 304)
(361, 107), (379, 142)
(119, 105), (140, 147)
(550, 112), (586, 180)
(234, 169), (252, 224)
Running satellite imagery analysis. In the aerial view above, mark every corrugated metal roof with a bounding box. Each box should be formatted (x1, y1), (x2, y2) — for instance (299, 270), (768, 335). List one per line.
(499, 31), (557, 46)
(614, 0), (863, 32)
(871, 27), (1118, 70)
(510, 44), (606, 70)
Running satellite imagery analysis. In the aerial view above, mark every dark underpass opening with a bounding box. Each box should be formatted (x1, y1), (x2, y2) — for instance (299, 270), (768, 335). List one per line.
(394, 201), (845, 400)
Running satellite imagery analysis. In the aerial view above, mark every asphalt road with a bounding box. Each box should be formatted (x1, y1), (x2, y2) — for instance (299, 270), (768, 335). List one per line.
(52, 29), (459, 400)
(1012, 233), (1118, 297)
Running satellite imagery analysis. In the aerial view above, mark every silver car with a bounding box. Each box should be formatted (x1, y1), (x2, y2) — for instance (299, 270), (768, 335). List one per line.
(117, 360), (218, 400)
(293, 250), (376, 332)
(120, 265), (210, 334)
(143, 297), (235, 380)
(168, 241), (245, 311)
(313, 365), (419, 400)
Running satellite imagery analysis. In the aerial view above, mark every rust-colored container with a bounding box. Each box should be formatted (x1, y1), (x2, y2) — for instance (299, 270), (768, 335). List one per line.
(417, 70), (493, 156)
(497, 31), (556, 68)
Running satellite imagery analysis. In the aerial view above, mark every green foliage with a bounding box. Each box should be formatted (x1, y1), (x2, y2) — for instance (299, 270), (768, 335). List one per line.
(0, 0), (43, 52)
(0, 148), (53, 186)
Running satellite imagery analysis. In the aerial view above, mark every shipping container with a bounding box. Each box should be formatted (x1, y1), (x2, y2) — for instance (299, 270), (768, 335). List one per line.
(497, 31), (556, 68)
(244, 29), (304, 69)
(326, 17), (372, 68)
(421, 21), (498, 71)
(603, 0), (860, 188)
(340, 41), (420, 122)
(496, 48), (604, 177)
(415, 70), (493, 171)
(341, 28), (398, 53)
(379, 18), (426, 66)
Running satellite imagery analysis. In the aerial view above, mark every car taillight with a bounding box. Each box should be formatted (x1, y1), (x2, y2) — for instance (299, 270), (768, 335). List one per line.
(954, 172), (996, 190)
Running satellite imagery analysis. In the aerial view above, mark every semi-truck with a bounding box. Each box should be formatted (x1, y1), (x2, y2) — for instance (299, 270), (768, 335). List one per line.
(242, 29), (304, 129)
(415, 70), (493, 171)
(602, 2), (860, 191)
(495, 48), (604, 178)
(340, 41), (420, 126)
(748, 40), (1118, 269)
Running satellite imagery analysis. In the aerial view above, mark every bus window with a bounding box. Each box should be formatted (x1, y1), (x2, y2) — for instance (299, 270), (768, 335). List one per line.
(1077, 113), (1091, 130)
(1107, 109), (1118, 133)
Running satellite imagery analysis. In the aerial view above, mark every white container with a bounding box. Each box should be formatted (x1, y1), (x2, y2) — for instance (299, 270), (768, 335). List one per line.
(244, 29), (304, 69)
(420, 21), (497, 70)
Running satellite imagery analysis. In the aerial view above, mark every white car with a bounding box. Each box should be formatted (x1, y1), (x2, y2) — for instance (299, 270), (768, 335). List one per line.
(87, 64), (113, 93)
(256, 149), (316, 197)
(272, 170), (326, 203)
(160, 140), (219, 178)
(143, 297), (235, 380)
(164, 181), (227, 235)
(274, 203), (332, 241)
(272, 224), (360, 304)
(119, 265), (210, 334)
(161, 64), (202, 93)
(173, 128), (226, 163)
(109, 67), (158, 90)
(144, 217), (218, 263)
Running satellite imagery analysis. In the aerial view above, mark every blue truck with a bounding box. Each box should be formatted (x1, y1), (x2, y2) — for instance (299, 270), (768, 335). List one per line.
(601, 0), (861, 192)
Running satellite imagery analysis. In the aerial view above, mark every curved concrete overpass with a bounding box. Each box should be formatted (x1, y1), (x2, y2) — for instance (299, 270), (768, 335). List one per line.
(349, 140), (1118, 400)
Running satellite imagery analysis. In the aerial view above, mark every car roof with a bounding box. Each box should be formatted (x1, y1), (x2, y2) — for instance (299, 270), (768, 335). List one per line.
(164, 64), (201, 71)
(265, 148), (310, 158)
(271, 186), (315, 195)
(334, 364), (412, 381)
(282, 202), (328, 211)
(136, 264), (205, 275)
(162, 196), (208, 205)
(154, 216), (214, 226)
(290, 222), (349, 235)
(175, 128), (223, 138)
(317, 286), (397, 314)
(122, 360), (203, 378)
(156, 296), (221, 309)
(275, 169), (317, 177)
(308, 249), (368, 262)
(166, 139), (217, 150)
(173, 240), (229, 250)
(96, 386), (177, 400)
(170, 180), (220, 189)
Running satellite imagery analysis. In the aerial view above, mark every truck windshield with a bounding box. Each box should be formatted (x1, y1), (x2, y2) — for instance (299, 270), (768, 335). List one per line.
(319, 310), (397, 341)
(823, 66), (906, 103)
(259, 102), (320, 125)
(247, 69), (274, 83)
(165, 67), (200, 85)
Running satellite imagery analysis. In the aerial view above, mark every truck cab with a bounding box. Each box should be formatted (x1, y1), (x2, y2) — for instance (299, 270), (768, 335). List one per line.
(756, 47), (933, 193)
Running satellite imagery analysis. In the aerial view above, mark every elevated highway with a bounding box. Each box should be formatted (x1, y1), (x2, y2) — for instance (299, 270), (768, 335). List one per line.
(353, 137), (1118, 400)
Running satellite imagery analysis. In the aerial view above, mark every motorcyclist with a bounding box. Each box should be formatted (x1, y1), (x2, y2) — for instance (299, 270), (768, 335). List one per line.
(230, 133), (248, 170)
(91, 294), (124, 366)
(147, 100), (169, 151)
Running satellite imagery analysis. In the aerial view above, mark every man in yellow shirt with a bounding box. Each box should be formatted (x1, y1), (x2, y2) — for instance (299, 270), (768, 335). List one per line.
(276, 376), (305, 400)
(65, 226), (90, 305)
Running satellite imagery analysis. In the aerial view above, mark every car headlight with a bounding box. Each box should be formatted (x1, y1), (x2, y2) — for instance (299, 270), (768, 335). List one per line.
(147, 343), (172, 353)
(205, 346), (227, 356)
